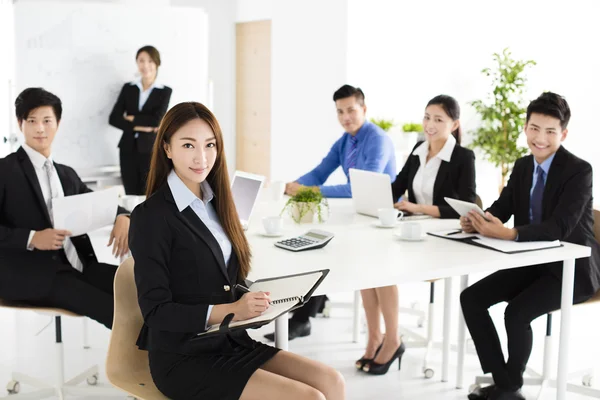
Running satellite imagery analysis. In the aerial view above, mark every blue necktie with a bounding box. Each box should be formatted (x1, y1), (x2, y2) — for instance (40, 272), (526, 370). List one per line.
(346, 136), (358, 170)
(530, 166), (545, 224)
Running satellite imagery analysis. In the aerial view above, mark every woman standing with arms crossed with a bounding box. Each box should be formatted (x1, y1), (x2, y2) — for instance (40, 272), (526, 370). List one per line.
(357, 95), (476, 375)
(109, 45), (172, 195)
(128, 102), (345, 400)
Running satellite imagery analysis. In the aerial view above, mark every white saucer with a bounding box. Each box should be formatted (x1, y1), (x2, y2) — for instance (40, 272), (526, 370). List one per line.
(259, 231), (284, 238)
(393, 231), (427, 241)
(373, 221), (397, 229)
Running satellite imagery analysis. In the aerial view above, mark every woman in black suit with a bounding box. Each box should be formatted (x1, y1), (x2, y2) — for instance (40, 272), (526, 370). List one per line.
(357, 95), (476, 375)
(128, 102), (345, 400)
(109, 45), (172, 195)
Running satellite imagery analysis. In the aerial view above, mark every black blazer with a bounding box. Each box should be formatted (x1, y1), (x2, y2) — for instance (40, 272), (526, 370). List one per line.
(108, 83), (172, 153)
(487, 146), (600, 297)
(391, 141), (476, 219)
(0, 147), (129, 300)
(129, 182), (254, 356)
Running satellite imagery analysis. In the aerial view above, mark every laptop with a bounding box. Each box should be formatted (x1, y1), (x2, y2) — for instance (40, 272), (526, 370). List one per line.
(349, 168), (394, 217)
(349, 168), (432, 220)
(231, 171), (265, 230)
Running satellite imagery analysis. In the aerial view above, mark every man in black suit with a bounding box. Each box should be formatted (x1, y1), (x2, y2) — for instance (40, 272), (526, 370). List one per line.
(460, 92), (600, 400)
(0, 88), (131, 329)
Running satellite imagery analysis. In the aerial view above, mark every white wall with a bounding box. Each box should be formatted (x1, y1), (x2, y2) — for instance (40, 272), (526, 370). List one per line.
(173, 0), (238, 173)
(346, 0), (600, 206)
(236, 0), (272, 23)
(270, 0), (349, 183)
(0, 0), (16, 158)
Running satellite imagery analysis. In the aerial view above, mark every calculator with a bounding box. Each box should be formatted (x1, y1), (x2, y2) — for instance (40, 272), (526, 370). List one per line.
(274, 229), (335, 252)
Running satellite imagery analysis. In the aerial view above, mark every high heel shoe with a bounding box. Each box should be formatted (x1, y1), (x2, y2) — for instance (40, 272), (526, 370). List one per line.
(362, 341), (406, 375)
(355, 342), (383, 370)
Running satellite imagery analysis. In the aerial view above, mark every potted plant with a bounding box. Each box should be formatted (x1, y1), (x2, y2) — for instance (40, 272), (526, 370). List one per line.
(282, 187), (329, 224)
(469, 48), (536, 191)
(401, 122), (423, 150)
(370, 117), (396, 132)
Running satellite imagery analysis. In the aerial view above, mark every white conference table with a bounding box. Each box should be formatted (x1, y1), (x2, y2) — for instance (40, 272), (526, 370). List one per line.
(246, 195), (590, 400)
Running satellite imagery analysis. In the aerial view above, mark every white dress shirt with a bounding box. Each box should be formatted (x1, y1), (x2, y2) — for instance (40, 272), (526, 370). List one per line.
(411, 134), (456, 206)
(23, 144), (83, 272)
(131, 77), (165, 111)
(167, 170), (232, 328)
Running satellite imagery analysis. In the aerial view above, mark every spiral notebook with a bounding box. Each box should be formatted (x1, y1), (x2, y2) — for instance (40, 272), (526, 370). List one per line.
(196, 269), (329, 337)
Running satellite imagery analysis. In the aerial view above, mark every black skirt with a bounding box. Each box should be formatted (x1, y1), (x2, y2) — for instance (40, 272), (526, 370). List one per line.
(149, 337), (280, 400)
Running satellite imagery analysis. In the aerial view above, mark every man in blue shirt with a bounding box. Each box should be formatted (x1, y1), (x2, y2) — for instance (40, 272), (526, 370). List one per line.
(285, 85), (396, 198)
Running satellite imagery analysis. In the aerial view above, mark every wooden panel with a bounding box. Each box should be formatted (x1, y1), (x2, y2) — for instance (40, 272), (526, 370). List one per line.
(236, 20), (271, 181)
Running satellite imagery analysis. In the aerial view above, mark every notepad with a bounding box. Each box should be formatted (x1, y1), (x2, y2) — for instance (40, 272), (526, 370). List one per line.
(428, 230), (562, 254)
(196, 269), (329, 337)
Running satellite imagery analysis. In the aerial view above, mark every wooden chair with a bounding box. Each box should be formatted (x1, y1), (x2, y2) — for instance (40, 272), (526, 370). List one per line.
(0, 302), (122, 399)
(472, 208), (600, 398)
(106, 257), (169, 400)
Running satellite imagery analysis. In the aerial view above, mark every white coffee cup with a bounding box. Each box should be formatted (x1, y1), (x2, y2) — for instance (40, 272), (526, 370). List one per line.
(262, 216), (283, 235)
(271, 181), (286, 202)
(377, 208), (404, 227)
(400, 222), (422, 240)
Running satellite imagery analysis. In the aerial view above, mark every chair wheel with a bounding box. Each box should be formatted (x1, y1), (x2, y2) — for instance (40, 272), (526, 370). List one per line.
(424, 368), (434, 379)
(583, 374), (593, 387)
(6, 380), (20, 394)
(86, 374), (99, 386)
(468, 384), (481, 393)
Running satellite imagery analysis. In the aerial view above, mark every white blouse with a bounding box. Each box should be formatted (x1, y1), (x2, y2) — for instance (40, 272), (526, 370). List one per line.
(411, 135), (456, 206)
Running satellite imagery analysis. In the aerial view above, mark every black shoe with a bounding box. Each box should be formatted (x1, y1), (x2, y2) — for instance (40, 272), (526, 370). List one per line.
(468, 384), (496, 400)
(362, 341), (406, 375)
(489, 387), (525, 400)
(355, 342), (383, 370)
(263, 320), (311, 342)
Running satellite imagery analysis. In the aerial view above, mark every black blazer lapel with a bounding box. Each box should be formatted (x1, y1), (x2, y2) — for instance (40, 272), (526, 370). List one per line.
(542, 146), (566, 219)
(141, 88), (160, 112)
(432, 160), (450, 204)
(176, 208), (230, 283)
(17, 148), (52, 225)
(518, 156), (534, 224)
(54, 164), (76, 196)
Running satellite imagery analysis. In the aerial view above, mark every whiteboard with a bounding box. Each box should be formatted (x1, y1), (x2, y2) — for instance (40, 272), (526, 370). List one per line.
(15, 1), (208, 169)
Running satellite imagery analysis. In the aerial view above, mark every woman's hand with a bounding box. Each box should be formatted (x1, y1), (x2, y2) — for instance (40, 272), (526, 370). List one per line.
(394, 199), (420, 214)
(124, 114), (134, 122)
(233, 292), (271, 321)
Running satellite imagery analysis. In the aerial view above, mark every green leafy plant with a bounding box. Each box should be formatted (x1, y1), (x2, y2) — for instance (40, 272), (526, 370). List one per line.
(469, 48), (536, 188)
(370, 118), (396, 132)
(281, 187), (329, 223)
(401, 122), (423, 133)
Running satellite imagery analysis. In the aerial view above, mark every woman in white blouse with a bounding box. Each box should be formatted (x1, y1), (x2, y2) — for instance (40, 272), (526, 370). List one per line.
(357, 95), (476, 375)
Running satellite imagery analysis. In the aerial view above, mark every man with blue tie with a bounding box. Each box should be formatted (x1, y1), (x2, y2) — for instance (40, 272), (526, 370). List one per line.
(459, 92), (600, 400)
(285, 84), (396, 198)
(265, 85), (396, 342)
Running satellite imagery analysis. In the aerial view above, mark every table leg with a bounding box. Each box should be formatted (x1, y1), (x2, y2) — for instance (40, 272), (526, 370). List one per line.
(353, 291), (361, 343)
(442, 277), (453, 382)
(456, 275), (469, 389)
(275, 313), (289, 351)
(557, 258), (575, 400)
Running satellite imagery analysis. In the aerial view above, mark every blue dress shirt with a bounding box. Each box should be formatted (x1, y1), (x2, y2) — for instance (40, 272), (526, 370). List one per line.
(296, 121), (396, 198)
(167, 170), (232, 327)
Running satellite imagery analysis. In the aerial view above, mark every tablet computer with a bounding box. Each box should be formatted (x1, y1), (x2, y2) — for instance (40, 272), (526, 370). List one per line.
(444, 197), (489, 221)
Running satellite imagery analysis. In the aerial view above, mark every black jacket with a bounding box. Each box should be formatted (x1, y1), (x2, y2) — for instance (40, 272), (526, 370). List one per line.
(391, 141), (476, 218)
(108, 83), (172, 153)
(0, 147), (128, 300)
(129, 183), (255, 356)
(487, 146), (600, 297)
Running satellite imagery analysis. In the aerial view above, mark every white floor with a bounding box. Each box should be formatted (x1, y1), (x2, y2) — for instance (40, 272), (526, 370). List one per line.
(1, 281), (599, 400)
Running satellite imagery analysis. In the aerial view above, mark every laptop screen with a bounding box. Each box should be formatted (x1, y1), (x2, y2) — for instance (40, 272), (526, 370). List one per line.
(231, 172), (264, 224)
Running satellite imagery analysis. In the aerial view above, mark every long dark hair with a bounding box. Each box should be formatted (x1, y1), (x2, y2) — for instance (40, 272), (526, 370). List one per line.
(146, 102), (252, 279)
(426, 95), (462, 144)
